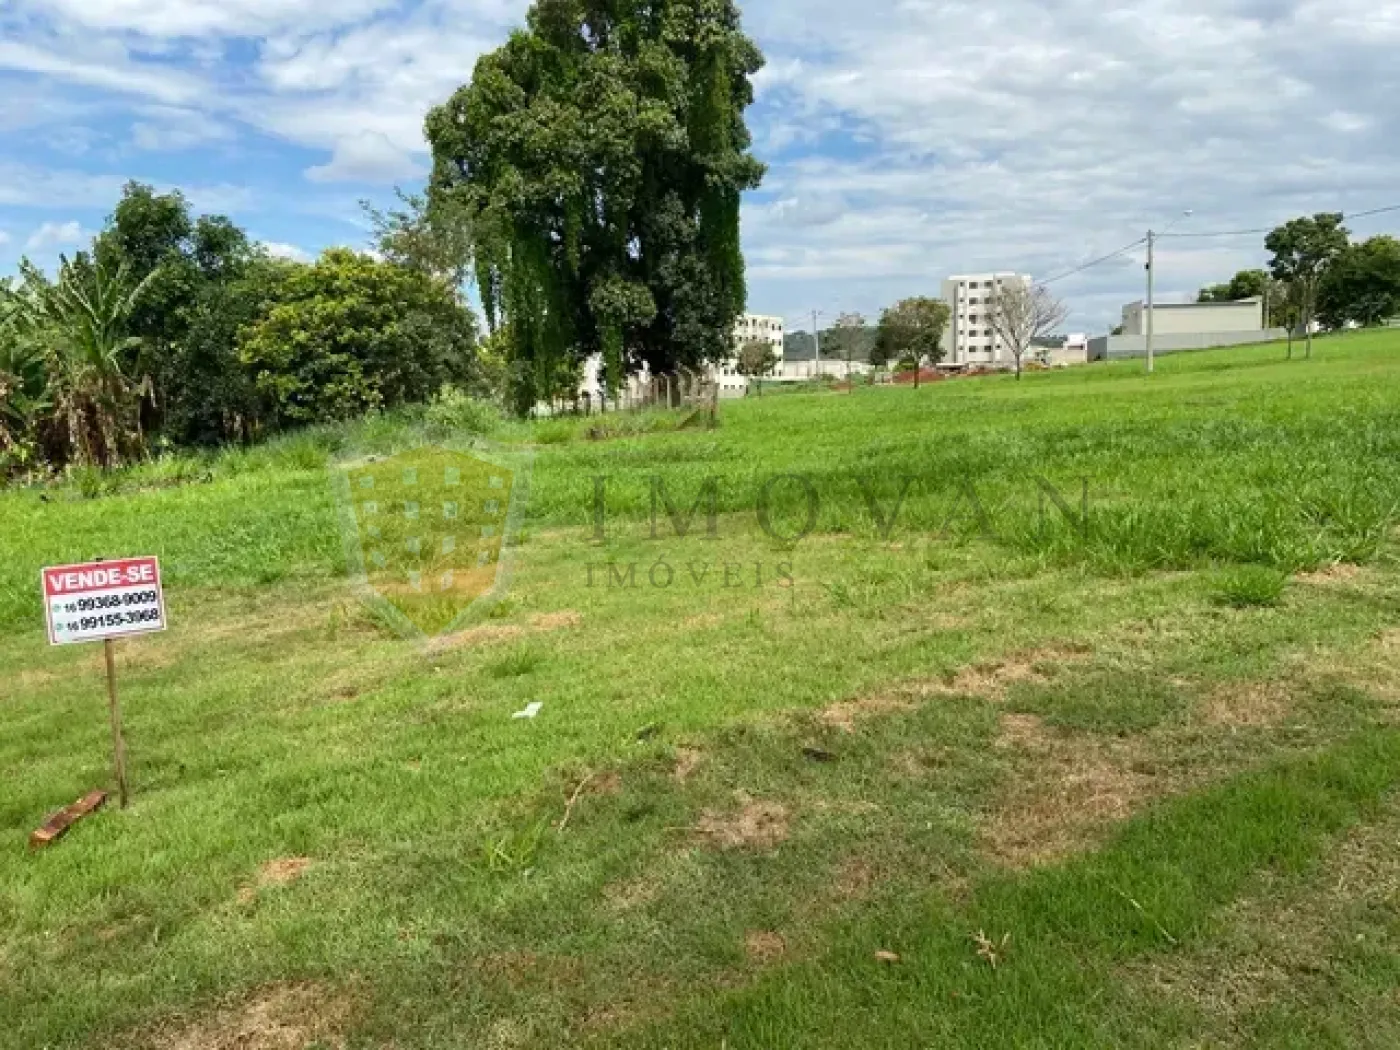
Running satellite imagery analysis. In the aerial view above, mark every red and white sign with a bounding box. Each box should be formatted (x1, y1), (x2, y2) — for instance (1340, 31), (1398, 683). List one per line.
(42, 557), (167, 646)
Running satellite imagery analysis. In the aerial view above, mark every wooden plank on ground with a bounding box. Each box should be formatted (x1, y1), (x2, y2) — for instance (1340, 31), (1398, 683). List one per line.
(30, 790), (108, 850)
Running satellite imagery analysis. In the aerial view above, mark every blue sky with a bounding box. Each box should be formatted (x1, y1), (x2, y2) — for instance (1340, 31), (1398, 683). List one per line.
(2, 0), (1397, 333)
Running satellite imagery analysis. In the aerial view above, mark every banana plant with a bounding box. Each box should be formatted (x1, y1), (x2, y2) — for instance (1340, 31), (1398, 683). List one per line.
(12, 255), (156, 467)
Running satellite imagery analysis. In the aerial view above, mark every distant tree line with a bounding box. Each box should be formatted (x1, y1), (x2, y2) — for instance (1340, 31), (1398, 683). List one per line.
(1197, 213), (1400, 358)
(0, 182), (480, 476)
(783, 282), (1064, 386)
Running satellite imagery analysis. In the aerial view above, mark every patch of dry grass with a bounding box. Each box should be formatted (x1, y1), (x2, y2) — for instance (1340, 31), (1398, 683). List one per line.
(697, 796), (791, 851)
(1129, 801), (1400, 1038)
(981, 712), (1167, 867)
(237, 857), (314, 905)
(150, 982), (356, 1050)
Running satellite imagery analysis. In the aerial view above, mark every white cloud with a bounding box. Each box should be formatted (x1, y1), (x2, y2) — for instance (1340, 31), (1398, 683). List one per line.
(25, 220), (87, 251)
(2, 0), (1397, 332)
(24, 0), (397, 38)
(0, 230), (11, 246)
(131, 107), (234, 151)
(0, 164), (125, 208)
(0, 39), (205, 106)
(733, 0), (1400, 329)
(305, 131), (423, 184)
(262, 240), (311, 262)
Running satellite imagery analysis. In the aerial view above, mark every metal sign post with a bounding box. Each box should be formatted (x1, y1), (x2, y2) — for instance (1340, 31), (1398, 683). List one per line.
(103, 638), (130, 808)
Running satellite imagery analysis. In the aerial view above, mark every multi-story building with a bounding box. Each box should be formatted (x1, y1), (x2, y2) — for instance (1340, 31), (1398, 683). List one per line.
(940, 273), (1032, 368)
(714, 313), (785, 397)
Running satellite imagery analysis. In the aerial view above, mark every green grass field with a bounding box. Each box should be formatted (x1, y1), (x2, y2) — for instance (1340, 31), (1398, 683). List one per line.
(2, 332), (1399, 1048)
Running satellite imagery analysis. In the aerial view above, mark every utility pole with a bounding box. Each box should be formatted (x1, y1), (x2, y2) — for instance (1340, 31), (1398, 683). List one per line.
(811, 309), (822, 380)
(1145, 229), (1156, 375)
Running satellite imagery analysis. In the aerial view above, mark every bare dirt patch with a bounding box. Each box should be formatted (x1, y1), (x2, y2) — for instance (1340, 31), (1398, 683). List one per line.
(697, 796), (791, 851)
(531, 610), (582, 631)
(603, 873), (665, 912)
(831, 856), (879, 901)
(816, 645), (1091, 734)
(982, 713), (1163, 867)
(429, 610), (582, 652)
(1295, 563), (1365, 586)
(591, 770), (623, 796)
(475, 951), (585, 990)
(744, 931), (787, 964)
(1200, 680), (1292, 729)
(152, 982), (354, 1050)
(238, 857), (313, 904)
(672, 747), (704, 782)
(937, 643), (1093, 701)
(427, 624), (527, 652)
(819, 692), (917, 733)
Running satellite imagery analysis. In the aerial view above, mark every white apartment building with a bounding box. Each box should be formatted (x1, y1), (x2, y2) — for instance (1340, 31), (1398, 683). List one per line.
(940, 273), (1032, 367)
(714, 313), (785, 397)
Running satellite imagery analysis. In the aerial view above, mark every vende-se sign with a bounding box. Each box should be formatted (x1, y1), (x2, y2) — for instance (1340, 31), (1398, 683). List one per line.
(43, 557), (167, 646)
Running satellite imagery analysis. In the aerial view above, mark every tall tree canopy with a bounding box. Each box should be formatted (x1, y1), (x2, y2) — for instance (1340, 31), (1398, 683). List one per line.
(873, 297), (950, 389)
(1318, 236), (1400, 330)
(1197, 269), (1269, 304)
(425, 0), (765, 414)
(1265, 212), (1349, 358)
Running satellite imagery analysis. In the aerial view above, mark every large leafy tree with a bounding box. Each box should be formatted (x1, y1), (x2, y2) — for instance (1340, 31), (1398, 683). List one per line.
(1196, 268), (1288, 328)
(1317, 235), (1400, 330)
(363, 190), (474, 294)
(735, 337), (778, 395)
(93, 182), (277, 444)
(1197, 268), (1269, 304)
(239, 249), (478, 427)
(1265, 213), (1349, 359)
(425, 0), (765, 415)
(873, 297), (951, 389)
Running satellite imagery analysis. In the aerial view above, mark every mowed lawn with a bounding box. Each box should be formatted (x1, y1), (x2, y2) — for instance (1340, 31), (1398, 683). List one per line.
(1, 332), (1399, 1049)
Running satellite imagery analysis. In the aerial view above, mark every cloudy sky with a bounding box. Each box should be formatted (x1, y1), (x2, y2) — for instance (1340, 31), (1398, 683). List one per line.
(2, 0), (1396, 332)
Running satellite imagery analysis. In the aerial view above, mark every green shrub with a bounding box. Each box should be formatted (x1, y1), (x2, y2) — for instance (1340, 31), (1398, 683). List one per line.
(1212, 565), (1288, 608)
(533, 420), (576, 445)
(425, 385), (501, 436)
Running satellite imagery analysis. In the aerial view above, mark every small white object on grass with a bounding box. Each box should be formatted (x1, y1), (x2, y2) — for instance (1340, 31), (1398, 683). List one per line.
(512, 702), (543, 720)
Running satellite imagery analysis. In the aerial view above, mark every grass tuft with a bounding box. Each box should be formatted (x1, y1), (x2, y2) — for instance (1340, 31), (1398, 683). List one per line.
(1212, 565), (1289, 608)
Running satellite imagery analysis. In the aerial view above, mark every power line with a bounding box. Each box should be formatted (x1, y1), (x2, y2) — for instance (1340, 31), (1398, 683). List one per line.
(1039, 237), (1146, 286)
(1157, 202), (1400, 240)
(1345, 202), (1400, 221)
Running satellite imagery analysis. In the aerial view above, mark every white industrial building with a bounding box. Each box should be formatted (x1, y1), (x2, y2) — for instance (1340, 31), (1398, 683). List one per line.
(1120, 297), (1264, 336)
(1090, 297), (1284, 360)
(940, 272), (1032, 368)
(576, 313), (787, 405)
